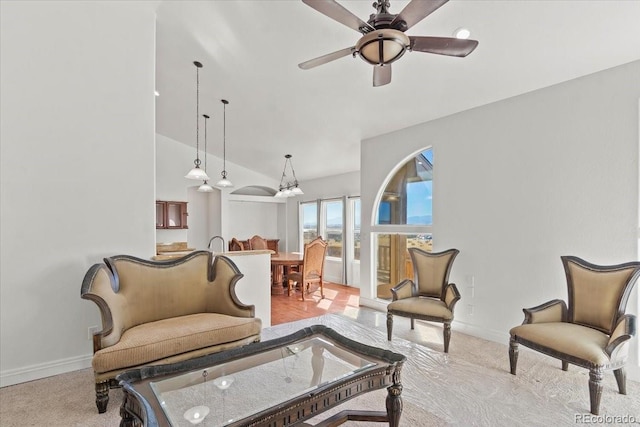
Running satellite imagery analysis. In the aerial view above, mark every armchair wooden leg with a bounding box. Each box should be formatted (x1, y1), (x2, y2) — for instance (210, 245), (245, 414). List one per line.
(386, 312), (393, 341)
(95, 380), (110, 413)
(319, 281), (324, 299)
(443, 322), (451, 353)
(509, 338), (518, 375)
(613, 368), (626, 395)
(589, 368), (603, 415)
(410, 318), (415, 330)
(562, 361), (569, 371)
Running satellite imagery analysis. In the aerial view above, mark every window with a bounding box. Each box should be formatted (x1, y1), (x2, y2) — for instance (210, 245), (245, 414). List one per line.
(353, 198), (361, 261)
(301, 202), (318, 245)
(373, 148), (433, 300)
(376, 149), (432, 225)
(323, 199), (343, 258)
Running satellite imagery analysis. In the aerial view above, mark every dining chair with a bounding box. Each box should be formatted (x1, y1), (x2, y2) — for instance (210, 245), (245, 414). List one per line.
(285, 237), (328, 301)
(249, 235), (269, 250)
(228, 238), (245, 251)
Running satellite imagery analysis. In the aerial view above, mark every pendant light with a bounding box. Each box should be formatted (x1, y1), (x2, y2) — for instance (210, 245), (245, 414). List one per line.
(275, 154), (303, 197)
(215, 99), (233, 188)
(197, 114), (214, 192)
(185, 61), (210, 181)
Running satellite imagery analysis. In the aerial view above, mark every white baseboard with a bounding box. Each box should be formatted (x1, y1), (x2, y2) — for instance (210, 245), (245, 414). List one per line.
(360, 297), (508, 343)
(451, 319), (509, 345)
(359, 296), (389, 312)
(0, 354), (93, 388)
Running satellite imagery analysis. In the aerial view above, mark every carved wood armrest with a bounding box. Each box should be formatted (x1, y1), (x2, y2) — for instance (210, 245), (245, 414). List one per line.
(444, 283), (461, 311)
(390, 279), (416, 301)
(606, 314), (637, 356)
(81, 263), (121, 353)
(522, 299), (567, 324)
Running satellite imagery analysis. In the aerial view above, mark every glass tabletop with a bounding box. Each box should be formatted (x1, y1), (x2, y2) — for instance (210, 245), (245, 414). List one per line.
(149, 335), (378, 426)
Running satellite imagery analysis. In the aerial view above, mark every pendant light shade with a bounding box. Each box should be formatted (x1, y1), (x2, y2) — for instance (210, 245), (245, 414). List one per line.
(275, 154), (303, 197)
(198, 114), (214, 192)
(215, 99), (233, 188)
(186, 61), (210, 181)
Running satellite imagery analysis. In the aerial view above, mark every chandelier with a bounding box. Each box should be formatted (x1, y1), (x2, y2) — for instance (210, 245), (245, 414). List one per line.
(275, 154), (303, 197)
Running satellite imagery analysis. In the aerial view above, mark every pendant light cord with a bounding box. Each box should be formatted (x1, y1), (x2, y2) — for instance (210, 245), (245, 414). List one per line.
(203, 114), (209, 174)
(223, 102), (226, 176)
(221, 99), (229, 179)
(194, 61), (203, 168)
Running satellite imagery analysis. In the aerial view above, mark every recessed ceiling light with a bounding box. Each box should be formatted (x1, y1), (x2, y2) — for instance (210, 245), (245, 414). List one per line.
(154, 90), (160, 97)
(453, 27), (471, 39)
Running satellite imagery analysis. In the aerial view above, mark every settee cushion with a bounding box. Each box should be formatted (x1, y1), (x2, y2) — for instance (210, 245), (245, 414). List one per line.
(93, 313), (261, 373)
(388, 297), (453, 320)
(510, 322), (610, 366)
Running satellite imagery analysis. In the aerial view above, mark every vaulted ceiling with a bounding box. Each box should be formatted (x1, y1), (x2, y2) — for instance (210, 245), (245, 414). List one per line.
(155, 0), (640, 182)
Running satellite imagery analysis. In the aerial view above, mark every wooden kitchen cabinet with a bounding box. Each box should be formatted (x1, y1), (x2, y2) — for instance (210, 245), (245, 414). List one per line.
(156, 201), (188, 229)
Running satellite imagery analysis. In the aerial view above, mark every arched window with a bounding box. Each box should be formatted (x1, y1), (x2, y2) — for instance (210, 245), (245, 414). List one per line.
(376, 149), (432, 225)
(373, 148), (433, 299)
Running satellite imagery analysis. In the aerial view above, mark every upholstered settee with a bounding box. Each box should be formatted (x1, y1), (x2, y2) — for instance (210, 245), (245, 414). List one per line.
(81, 251), (262, 413)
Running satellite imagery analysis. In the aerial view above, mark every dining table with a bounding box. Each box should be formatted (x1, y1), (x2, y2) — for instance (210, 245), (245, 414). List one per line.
(270, 251), (304, 295)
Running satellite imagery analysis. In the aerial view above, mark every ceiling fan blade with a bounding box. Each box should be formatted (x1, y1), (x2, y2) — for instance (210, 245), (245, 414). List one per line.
(373, 64), (391, 87)
(409, 36), (479, 57)
(390, 0), (449, 31)
(302, 0), (375, 34)
(298, 46), (356, 70)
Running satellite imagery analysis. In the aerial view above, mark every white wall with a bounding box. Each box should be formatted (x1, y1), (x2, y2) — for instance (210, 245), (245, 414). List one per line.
(361, 60), (640, 378)
(186, 187), (211, 250)
(228, 201), (279, 242)
(0, 1), (157, 386)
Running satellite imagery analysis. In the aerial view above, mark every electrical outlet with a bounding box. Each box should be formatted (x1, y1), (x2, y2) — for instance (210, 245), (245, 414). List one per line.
(467, 304), (474, 316)
(88, 325), (100, 340)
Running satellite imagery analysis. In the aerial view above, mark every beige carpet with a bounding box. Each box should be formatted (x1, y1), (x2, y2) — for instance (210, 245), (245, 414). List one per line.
(1, 308), (638, 426)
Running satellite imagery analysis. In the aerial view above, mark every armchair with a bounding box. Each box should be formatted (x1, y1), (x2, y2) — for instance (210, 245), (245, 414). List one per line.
(509, 256), (640, 415)
(386, 248), (460, 352)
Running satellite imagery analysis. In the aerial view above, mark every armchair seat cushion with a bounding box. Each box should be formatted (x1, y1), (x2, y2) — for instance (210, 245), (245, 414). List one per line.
(388, 297), (453, 320)
(510, 322), (609, 366)
(93, 313), (261, 373)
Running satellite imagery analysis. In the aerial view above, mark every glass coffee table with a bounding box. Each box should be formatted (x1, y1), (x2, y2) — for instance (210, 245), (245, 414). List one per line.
(117, 325), (406, 427)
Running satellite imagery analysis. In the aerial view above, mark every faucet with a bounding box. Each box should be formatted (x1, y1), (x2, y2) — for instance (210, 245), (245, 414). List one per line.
(208, 236), (225, 253)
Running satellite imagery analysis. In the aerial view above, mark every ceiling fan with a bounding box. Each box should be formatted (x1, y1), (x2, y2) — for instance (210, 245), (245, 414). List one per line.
(298, 0), (479, 87)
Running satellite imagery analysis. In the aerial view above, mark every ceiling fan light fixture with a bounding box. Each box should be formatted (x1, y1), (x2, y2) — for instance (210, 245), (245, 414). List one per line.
(356, 29), (409, 65)
(453, 27), (471, 39)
